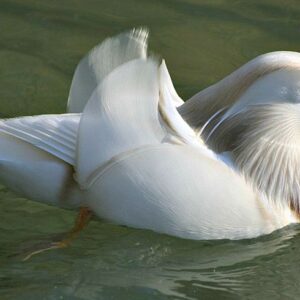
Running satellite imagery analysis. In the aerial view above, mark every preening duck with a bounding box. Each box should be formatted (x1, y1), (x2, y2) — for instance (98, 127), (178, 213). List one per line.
(1, 28), (300, 252)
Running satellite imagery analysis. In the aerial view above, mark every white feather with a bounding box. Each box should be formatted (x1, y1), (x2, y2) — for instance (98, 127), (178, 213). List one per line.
(158, 61), (216, 159)
(67, 27), (149, 113)
(179, 51), (300, 129)
(207, 68), (300, 141)
(0, 114), (80, 165)
(85, 144), (287, 240)
(159, 60), (204, 147)
(159, 60), (184, 107)
(76, 58), (165, 187)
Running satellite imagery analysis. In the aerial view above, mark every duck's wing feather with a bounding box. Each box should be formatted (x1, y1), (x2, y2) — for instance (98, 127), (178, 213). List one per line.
(179, 51), (300, 130)
(76, 58), (166, 187)
(159, 60), (184, 108)
(159, 60), (196, 145)
(205, 67), (300, 144)
(158, 60), (215, 157)
(67, 28), (148, 113)
(0, 114), (80, 165)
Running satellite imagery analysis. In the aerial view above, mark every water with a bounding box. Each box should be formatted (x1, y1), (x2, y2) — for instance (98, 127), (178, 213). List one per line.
(1, 0), (300, 299)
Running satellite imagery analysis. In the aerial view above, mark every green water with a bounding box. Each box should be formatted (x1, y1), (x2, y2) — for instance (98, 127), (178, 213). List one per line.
(1, 0), (300, 299)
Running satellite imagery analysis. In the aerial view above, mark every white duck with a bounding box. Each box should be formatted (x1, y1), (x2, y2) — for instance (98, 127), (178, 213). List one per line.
(1, 28), (300, 250)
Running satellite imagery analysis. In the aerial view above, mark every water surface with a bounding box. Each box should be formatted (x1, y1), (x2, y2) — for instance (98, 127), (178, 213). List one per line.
(1, 0), (300, 299)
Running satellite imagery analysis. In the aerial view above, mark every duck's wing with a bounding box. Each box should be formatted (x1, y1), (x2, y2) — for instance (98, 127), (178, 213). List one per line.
(210, 103), (300, 212)
(76, 56), (215, 188)
(178, 51), (300, 131)
(0, 114), (80, 165)
(67, 28), (148, 113)
(76, 58), (165, 187)
(205, 68), (300, 145)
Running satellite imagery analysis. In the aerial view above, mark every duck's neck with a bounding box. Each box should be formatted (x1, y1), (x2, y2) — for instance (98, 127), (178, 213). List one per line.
(178, 51), (300, 129)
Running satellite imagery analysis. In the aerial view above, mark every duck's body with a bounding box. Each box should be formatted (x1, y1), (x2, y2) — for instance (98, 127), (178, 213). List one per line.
(1, 28), (300, 241)
(85, 144), (296, 240)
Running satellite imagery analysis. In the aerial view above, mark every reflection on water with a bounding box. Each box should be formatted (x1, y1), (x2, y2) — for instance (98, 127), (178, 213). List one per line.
(1, 0), (300, 299)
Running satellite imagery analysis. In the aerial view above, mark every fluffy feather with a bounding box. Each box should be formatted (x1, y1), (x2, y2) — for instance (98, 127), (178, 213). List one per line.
(208, 103), (300, 214)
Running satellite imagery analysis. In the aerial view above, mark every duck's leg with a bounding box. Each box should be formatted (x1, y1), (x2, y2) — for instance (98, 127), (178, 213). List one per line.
(22, 207), (93, 261)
